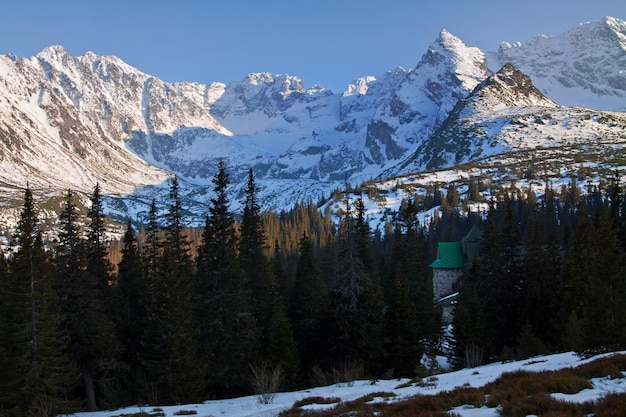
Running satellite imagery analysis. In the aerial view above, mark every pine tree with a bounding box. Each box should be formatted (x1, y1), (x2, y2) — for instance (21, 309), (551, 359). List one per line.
(579, 208), (626, 355)
(383, 268), (423, 377)
(239, 168), (271, 328)
(474, 195), (524, 355)
(85, 184), (123, 408)
(3, 186), (78, 415)
(392, 199), (439, 347)
(115, 219), (145, 402)
(143, 200), (160, 285)
(0, 253), (12, 409)
(452, 261), (491, 368)
(196, 163), (258, 397)
(140, 177), (204, 404)
(330, 195), (384, 375)
(55, 189), (118, 411)
(519, 207), (563, 349)
(86, 183), (113, 293)
(259, 243), (301, 389)
(289, 234), (331, 375)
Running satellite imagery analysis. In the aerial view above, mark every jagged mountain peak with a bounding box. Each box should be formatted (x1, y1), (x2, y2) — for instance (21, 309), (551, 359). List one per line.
(36, 44), (69, 59)
(0, 17), (625, 226)
(416, 29), (488, 91)
(437, 28), (469, 51)
(469, 63), (558, 111)
(238, 72), (321, 96)
(574, 16), (626, 47)
(48, 48), (153, 89)
(398, 63), (585, 171)
(493, 16), (626, 111)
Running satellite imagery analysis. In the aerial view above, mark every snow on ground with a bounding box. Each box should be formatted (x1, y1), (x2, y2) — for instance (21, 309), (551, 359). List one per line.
(69, 351), (626, 417)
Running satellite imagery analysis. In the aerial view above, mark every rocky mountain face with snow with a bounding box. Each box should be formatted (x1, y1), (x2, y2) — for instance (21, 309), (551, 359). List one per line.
(0, 17), (624, 222)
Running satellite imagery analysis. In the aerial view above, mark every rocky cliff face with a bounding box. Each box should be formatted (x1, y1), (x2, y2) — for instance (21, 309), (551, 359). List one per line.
(400, 63), (625, 171)
(490, 16), (626, 111)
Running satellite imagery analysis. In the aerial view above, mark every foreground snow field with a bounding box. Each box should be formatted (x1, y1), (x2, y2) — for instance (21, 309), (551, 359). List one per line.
(67, 351), (626, 417)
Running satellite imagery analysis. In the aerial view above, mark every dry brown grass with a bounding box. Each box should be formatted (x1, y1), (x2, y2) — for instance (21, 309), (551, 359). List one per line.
(278, 354), (626, 417)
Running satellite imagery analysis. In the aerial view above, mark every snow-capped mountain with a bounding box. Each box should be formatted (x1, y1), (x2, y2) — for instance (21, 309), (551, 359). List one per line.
(0, 17), (624, 223)
(401, 63), (626, 171)
(489, 16), (626, 111)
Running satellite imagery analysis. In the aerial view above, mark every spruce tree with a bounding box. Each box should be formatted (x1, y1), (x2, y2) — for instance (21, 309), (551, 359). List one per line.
(115, 219), (145, 402)
(289, 233), (331, 376)
(452, 261), (491, 368)
(143, 200), (160, 285)
(86, 183), (113, 293)
(383, 268), (423, 377)
(392, 199), (439, 348)
(579, 209), (626, 355)
(260, 243), (301, 389)
(239, 168), (271, 328)
(140, 177), (204, 404)
(331, 196), (384, 375)
(3, 185), (78, 415)
(196, 162), (259, 397)
(0, 253), (12, 409)
(55, 189), (118, 411)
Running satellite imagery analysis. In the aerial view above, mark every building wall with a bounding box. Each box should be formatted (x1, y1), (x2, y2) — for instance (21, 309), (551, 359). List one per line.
(432, 268), (463, 300)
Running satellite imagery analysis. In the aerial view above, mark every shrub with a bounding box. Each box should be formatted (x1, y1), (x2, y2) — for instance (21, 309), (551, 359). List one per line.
(249, 362), (284, 404)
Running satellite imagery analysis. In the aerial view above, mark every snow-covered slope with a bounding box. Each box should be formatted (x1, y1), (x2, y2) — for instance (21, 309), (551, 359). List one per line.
(490, 16), (626, 111)
(400, 63), (626, 171)
(0, 17), (624, 223)
(71, 351), (626, 417)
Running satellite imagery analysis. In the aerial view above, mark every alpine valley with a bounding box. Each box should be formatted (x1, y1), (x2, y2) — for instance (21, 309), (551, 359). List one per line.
(0, 16), (625, 227)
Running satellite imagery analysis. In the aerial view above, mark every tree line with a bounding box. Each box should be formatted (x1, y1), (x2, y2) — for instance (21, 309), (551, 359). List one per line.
(1, 164), (625, 416)
(452, 175), (626, 367)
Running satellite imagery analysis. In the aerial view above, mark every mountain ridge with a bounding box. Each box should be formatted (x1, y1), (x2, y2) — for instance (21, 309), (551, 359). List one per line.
(0, 17), (624, 225)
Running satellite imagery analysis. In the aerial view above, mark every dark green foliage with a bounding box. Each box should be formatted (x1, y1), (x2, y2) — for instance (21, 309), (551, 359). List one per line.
(452, 280), (490, 368)
(4, 168), (626, 412)
(259, 243), (301, 388)
(330, 196), (384, 375)
(240, 168), (271, 324)
(55, 188), (120, 411)
(115, 219), (146, 402)
(196, 163), (259, 397)
(578, 210), (626, 355)
(383, 268), (423, 376)
(86, 184), (113, 293)
(384, 199), (439, 369)
(289, 234), (331, 376)
(139, 177), (204, 405)
(453, 174), (626, 362)
(1, 186), (78, 415)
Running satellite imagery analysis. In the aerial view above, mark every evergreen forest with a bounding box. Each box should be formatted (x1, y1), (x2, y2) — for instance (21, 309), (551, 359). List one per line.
(1, 164), (626, 416)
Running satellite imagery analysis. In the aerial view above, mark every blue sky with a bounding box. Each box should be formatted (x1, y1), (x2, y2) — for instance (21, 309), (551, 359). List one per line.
(1, 0), (624, 92)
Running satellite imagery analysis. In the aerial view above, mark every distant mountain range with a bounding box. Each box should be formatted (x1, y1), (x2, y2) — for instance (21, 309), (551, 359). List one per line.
(0, 16), (624, 224)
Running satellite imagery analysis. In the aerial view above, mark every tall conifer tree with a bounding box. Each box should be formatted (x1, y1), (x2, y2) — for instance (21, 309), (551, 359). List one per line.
(115, 219), (145, 402)
(4, 185), (77, 415)
(196, 162), (259, 397)
(140, 177), (204, 404)
(86, 183), (112, 293)
(259, 243), (301, 389)
(331, 195), (384, 375)
(383, 268), (423, 376)
(239, 168), (271, 326)
(289, 233), (331, 375)
(55, 189), (118, 411)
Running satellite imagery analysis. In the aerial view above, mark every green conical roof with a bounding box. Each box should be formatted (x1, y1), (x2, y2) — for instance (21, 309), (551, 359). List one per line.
(429, 241), (463, 269)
